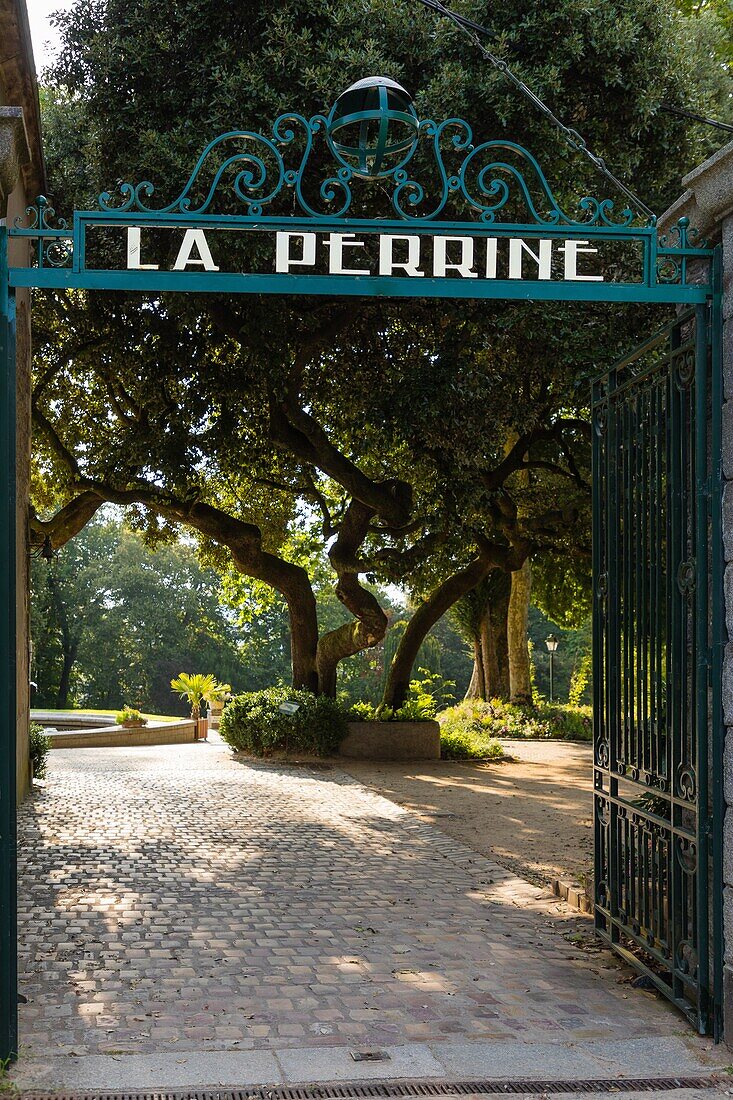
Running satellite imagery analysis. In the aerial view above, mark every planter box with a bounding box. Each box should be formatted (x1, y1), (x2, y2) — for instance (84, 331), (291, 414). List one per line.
(340, 720), (440, 762)
(195, 717), (209, 741)
(121, 720), (146, 729)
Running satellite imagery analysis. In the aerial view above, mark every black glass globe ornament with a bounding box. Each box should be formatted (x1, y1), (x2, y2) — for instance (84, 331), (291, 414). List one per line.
(326, 77), (420, 180)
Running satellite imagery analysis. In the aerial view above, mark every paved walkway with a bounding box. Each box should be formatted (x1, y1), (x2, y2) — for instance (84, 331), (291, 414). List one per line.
(13, 740), (727, 1089)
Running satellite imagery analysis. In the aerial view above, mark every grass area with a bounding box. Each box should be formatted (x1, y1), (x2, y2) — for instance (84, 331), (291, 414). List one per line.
(30, 708), (183, 724)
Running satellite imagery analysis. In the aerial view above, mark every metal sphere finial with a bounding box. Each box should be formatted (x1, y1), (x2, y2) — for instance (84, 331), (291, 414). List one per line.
(327, 76), (420, 179)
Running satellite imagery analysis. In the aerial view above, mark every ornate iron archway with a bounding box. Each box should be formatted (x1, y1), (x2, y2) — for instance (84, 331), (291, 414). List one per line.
(0, 77), (724, 1058)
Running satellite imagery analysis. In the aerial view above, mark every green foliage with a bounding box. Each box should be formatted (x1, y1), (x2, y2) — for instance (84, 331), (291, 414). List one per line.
(115, 706), (146, 725)
(348, 668), (453, 721)
(219, 687), (347, 756)
(568, 653), (593, 707)
(29, 723), (51, 780)
(34, 0), (727, 675)
(531, 554), (592, 629)
(31, 510), (246, 714)
(438, 698), (592, 741)
(170, 672), (222, 718)
(439, 726), (504, 761)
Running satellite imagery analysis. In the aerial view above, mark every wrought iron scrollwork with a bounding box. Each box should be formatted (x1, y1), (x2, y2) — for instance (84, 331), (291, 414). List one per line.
(677, 559), (696, 595)
(94, 110), (647, 227)
(676, 764), (698, 803)
(14, 195), (68, 233)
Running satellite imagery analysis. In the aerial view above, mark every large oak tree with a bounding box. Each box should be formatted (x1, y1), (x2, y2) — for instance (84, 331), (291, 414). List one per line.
(31, 0), (725, 699)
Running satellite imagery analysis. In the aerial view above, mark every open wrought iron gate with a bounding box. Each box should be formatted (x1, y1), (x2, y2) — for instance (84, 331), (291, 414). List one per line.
(592, 296), (724, 1036)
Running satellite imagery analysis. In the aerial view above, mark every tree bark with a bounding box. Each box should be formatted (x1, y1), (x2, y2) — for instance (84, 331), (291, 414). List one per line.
(316, 500), (389, 696)
(484, 585), (510, 699)
(508, 558), (533, 704)
(47, 569), (79, 708)
(56, 640), (78, 709)
(383, 552), (508, 709)
(464, 635), (486, 700)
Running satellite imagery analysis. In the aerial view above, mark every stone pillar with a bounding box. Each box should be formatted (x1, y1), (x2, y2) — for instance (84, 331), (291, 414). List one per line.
(0, 106), (31, 801)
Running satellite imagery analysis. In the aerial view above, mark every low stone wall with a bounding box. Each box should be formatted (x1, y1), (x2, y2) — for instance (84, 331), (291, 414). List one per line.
(46, 720), (197, 750)
(339, 720), (441, 761)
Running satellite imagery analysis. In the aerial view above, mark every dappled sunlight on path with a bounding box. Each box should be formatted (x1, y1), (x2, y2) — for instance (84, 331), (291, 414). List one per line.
(18, 740), (676, 1064)
(342, 740), (593, 886)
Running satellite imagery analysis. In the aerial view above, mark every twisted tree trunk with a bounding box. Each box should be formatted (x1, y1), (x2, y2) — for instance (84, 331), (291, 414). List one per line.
(462, 574), (511, 701)
(316, 499), (389, 696)
(508, 559), (532, 704)
(382, 551), (509, 710)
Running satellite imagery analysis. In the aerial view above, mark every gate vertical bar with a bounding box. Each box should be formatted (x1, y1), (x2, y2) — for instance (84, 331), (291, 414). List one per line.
(0, 224), (18, 1063)
(710, 245), (724, 1039)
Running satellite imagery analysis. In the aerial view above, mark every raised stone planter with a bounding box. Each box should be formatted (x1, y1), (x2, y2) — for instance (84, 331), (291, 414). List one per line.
(339, 720), (440, 762)
(45, 720), (197, 749)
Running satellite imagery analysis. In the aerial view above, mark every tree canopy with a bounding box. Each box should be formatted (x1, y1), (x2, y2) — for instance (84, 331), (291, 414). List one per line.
(30, 0), (730, 700)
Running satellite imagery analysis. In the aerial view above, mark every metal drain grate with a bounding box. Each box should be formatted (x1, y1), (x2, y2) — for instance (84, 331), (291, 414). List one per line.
(19, 1077), (724, 1100)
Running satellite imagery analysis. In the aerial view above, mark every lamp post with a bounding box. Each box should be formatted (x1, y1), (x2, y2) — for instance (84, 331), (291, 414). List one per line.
(545, 634), (559, 702)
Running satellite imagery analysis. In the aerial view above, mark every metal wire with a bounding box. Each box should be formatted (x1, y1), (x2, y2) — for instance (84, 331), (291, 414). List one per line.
(660, 103), (733, 134)
(414, 0), (657, 222)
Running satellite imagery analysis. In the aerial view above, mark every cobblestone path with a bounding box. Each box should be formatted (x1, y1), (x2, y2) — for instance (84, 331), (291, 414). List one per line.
(18, 740), (684, 1059)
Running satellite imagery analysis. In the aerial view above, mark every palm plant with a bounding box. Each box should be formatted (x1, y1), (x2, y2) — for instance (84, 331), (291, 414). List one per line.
(170, 672), (220, 720)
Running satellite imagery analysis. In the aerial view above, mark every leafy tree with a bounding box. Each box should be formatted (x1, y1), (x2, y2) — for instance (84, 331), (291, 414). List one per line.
(31, 512), (245, 712)
(31, 0), (728, 703)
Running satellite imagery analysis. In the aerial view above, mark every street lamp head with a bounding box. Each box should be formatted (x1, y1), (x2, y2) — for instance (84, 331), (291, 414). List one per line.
(545, 633), (559, 653)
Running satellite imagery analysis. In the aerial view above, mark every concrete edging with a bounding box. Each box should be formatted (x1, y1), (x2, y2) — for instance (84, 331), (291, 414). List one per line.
(339, 720), (441, 761)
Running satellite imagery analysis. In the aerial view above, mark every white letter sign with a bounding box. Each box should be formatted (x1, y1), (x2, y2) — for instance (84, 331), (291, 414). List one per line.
(379, 235), (424, 277)
(326, 233), (370, 276)
(559, 240), (604, 282)
(275, 232), (317, 273)
(126, 227), (159, 271)
(433, 236), (478, 278)
(508, 239), (552, 280)
(173, 229), (219, 271)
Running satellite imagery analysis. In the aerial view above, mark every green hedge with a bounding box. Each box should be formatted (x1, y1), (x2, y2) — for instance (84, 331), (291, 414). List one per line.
(30, 722), (51, 780)
(219, 687), (347, 756)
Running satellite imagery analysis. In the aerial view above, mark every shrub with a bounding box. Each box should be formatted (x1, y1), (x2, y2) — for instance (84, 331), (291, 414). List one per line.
(348, 669), (454, 722)
(30, 722), (51, 780)
(440, 725), (504, 760)
(219, 686), (347, 756)
(437, 698), (593, 742)
(115, 706), (146, 725)
(568, 654), (593, 707)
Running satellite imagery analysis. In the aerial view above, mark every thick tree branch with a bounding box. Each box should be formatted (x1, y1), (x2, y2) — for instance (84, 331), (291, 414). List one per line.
(30, 493), (106, 550)
(317, 499), (389, 695)
(32, 404), (81, 478)
(270, 400), (412, 527)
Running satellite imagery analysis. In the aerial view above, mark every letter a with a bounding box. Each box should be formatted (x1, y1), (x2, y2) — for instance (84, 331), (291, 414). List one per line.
(173, 229), (219, 271)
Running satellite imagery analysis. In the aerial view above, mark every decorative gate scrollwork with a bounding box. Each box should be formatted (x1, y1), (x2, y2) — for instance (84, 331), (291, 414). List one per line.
(592, 303), (723, 1035)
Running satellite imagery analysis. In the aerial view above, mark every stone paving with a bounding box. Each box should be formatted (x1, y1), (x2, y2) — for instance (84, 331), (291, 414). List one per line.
(15, 739), (718, 1073)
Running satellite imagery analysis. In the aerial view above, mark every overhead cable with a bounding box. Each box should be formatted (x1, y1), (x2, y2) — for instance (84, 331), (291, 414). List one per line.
(414, 0), (656, 221)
